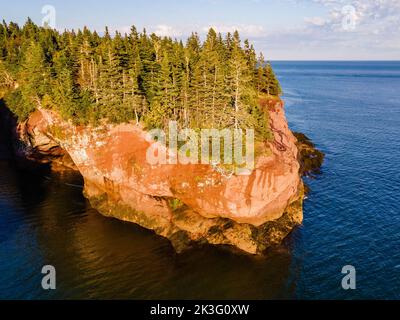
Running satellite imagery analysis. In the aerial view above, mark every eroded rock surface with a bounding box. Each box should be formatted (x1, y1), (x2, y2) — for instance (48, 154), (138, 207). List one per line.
(8, 99), (306, 254)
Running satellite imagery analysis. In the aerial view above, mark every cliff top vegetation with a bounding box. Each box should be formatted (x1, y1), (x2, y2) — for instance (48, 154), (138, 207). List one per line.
(0, 19), (281, 141)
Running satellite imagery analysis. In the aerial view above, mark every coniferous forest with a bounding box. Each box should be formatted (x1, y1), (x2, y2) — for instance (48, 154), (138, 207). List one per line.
(0, 19), (281, 140)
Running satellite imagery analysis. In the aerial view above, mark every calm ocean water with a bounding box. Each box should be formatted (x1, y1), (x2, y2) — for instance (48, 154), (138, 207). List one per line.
(0, 61), (399, 299)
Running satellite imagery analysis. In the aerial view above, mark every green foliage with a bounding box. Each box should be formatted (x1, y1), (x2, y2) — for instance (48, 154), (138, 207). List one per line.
(168, 198), (185, 212)
(4, 89), (35, 121)
(265, 62), (282, 96)
(0, 20), (282, 140)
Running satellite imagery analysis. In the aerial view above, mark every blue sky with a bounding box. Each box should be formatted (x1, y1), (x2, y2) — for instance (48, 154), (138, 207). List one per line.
(1, 0), (399, 60)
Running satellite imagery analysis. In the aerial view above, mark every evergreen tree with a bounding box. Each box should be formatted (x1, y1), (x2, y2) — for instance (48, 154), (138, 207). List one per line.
(256, 52), (267, 95)
(0, 19), (281, 141)
(265, 62), (281, 96)
(228, 31), (254, 128)
(19, 41), (50, 106)
(51, 48), (79, 119)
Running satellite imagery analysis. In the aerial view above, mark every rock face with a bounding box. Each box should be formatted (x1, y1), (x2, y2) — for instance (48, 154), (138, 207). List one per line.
(10, 98), (304, 254)
(294, 132), (325, 177)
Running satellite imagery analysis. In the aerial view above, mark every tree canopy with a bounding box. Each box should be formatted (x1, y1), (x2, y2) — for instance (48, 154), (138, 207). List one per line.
(0, 19), (282, 141)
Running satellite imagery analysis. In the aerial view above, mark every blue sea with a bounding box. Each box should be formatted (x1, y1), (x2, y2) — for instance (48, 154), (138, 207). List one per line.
(0, 61), (399, 299)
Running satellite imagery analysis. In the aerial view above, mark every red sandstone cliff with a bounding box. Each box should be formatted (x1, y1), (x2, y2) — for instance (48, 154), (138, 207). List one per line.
(14, 98), (304, 254)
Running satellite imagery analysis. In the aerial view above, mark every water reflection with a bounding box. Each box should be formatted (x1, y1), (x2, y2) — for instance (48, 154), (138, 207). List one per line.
(0, 157), (296, 299)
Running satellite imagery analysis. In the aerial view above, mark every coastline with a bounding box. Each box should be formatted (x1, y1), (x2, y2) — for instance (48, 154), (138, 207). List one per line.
(0, 97), (323, 254)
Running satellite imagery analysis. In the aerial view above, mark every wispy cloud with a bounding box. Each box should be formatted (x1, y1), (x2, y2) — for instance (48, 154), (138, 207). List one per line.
(98, 0), (400, 59)
(202, 24), (266, 37)
(261, 0), (400, 59)
(110, 23), (267, 39)
(108, 24), (183, 38)
(152, 24), (183, 37)
(304, 0), (400, 34)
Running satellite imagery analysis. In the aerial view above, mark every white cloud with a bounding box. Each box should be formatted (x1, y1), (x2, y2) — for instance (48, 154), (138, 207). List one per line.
(102, 0), (400, 59)
(305, 0), (400, 34)
(108, 26), (131, 35)
(200, 1), (400, 58)
(152, 24), (183, 38)
(304, 16), (327, 26)
(102, 23), (266, 40)
(202, 24), (266, 37)
(259, 0), (400, 59)
(108, 24), (184, 38)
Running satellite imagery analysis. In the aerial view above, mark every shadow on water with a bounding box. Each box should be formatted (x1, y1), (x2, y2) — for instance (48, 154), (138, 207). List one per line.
(0, 105), (298, 299)
(0, 166), (298, 299)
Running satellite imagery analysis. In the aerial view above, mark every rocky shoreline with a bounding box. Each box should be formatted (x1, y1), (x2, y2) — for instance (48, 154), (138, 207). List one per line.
(0, 98), (323, 254)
